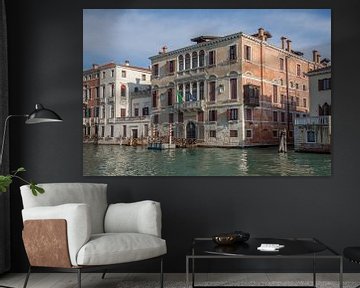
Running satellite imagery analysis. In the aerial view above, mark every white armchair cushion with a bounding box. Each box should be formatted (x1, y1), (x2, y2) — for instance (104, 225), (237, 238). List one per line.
(22, 204), (91, 266)
(76, 233), (167, 266)
(20, 183), (108, 234)
(104, 201), (162, 237)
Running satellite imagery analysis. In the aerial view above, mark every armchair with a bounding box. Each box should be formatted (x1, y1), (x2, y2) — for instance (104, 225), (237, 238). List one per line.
(20, 183), (166, 288)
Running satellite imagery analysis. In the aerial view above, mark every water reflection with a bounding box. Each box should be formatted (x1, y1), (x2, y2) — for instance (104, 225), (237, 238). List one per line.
(83, 144), (331, 176)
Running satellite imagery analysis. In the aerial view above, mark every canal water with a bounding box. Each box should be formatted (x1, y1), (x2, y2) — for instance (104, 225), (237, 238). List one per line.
(83, 144), (331, 176)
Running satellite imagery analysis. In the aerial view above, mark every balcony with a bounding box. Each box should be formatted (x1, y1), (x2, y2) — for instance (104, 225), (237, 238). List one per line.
(107, 116), (150, 124)
(295, 115), (331, 126)
(174, 100), (205, 112)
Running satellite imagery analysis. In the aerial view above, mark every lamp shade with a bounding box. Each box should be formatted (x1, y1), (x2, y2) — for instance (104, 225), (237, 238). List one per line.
(25, 104), (63, 124)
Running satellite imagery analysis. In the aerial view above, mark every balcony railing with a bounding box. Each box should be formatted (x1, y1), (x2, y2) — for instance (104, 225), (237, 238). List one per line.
(295, 115), (331, 126)
(174, 100), (205, 111)
(107, 115), (150, 124)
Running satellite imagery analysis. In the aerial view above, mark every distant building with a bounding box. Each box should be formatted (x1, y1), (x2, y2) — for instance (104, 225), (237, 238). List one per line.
(294, 65), (331, 153)
(149, 28), (325, 147)
(83, 61), (152, 144)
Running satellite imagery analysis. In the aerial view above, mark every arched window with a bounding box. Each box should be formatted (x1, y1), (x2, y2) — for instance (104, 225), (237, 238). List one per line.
(185, 53), (191, 70)
(178, 55), (184, 71)
(199, 50), (205, 67)
(185, 83), (191, 101)
(192, 82), (197, 100)
(121, 84), (126, 97)
(192, 52), (198, 68)
(199, 81), (204, 100)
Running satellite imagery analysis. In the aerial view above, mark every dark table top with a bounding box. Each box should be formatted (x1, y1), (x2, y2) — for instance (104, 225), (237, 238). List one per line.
(191, 238), (339, 257)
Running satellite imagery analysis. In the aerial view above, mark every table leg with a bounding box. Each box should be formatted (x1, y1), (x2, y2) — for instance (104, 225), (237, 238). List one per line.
(313, 254), (316, 287)
(186, 257), (189, 288)
(192, 257), (195, 288)
(339, 257), (343, 288)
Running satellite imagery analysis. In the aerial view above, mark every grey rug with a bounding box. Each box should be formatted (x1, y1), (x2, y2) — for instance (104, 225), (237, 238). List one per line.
(114, 280), (355, 288)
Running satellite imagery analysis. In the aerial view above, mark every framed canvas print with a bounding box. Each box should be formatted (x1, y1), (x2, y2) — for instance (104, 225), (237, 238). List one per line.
(83, 9), (331, 176)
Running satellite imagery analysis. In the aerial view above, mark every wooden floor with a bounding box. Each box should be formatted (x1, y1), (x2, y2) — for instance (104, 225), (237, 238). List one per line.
(0, 273), (359, 288)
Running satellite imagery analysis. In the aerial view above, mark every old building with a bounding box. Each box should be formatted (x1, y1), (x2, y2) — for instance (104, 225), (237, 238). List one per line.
(294, 65), (331, 153)
(83, 61), (152, 144)
(149, 28), (325, 147)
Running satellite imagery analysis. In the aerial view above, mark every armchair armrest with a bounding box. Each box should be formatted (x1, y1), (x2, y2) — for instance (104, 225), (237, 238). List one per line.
(22, 203), (91, 266)
(104, 200), (162, 237)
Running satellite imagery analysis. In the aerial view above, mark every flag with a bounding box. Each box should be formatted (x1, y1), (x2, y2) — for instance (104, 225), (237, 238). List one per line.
(177, 91), (183, 103)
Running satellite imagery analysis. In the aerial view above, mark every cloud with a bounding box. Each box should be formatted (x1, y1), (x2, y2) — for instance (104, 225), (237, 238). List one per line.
(83, 9), (331, 69)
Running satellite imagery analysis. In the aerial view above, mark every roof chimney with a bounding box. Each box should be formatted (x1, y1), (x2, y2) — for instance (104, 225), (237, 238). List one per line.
(281, 37), (287, 50)
(92, 64), (99, 69)
(316, 53), (321, 64)
(286, 39), (292, 52)
(312, 50), (319, 63)
(258, 27), (265, 41)
(162, 46), (168, 54)
(124, 60), (130, 66)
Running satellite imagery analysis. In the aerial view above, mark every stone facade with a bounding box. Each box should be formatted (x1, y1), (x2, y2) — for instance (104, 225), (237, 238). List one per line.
(294, 66), (331, 153)
(149, 28), (325, 147)
(83, 62), (152, 144)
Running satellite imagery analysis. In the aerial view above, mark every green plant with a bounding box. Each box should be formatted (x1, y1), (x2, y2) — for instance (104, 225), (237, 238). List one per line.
(0, 167), (44, 196)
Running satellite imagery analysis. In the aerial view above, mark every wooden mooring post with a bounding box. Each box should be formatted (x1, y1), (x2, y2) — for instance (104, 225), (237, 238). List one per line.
(278, 129), (287, 153)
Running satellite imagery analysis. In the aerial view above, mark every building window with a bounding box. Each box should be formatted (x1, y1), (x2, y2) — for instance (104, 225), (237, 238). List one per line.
(142, 74), (146, 81)
(296, 64), (301, 77)
(303, 98), (307, 108)
(209, 81), (216, 102)
(142, 107), (149, 116)
(122, 125), (126, 137)
(152, 91), (157, 108)
(185, 53), (191, 70)
(134, 108), (139, 117)
(192, 82), (197, 100)
(289, 130), (293, 138)
(230, 78), (237, 100)
(228, 108), (238, 121)
(198, 111), (204, 122)
(168, 88), (173, 106)
(95, 107), (99, 117)
(153, 64), (159, 77)
(295, 83), (299, 89)
(153, 114), (159, 124)
(169, 113), (174, 123)
(102, 71), (106, 78)
(280, 79), (284, 86)
(185, 83), (191, 101)
(273, 85), (278, 103)
(110, 106), (114, 118)
(280, 58), (284, 71)
(199, 81), (204, 100)
(168, 60), (175, 74)
(281, 112), (285, 122)
(244, 108), (252, 121)
(303, 84), (306, 91)
(110, 125), (114, 137)
(244, 84), (260, 106)
(229, 45), (237, 61)
(192, 52), (198, 68)
(230, 130), (238, 137)
(121, 84), (126, 97)
(120, 108), (126, 117)
(273, 111), (278, 122)
(209, 130), (216, 138)
(273, 130), (278, 138)
(209, 110), (217, 121)
(244, 45), (251, 61)
(111, 70), (114, 77)
(289, 113), (293, 123)
(208, 50), (216, 66)
(101, 126), (105, 137)
(246, 129), (252, 138)
(290, 81), (294, 88)
(102, 86), (105, 98)
(178, 55), (184, 71)
(199, 50), (205, 67)
(101, 106), (105, 118)
(178, 112), (184, 123)
(111, 84), (115, 97)
(296, 97), (300, 106)
(281, 94), (285, 104)
(122, 70), (126, 78)
(318, 78), (331, 90)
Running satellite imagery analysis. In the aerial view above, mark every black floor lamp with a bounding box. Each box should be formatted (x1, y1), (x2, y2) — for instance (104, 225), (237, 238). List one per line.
(0, 103), (62, 288)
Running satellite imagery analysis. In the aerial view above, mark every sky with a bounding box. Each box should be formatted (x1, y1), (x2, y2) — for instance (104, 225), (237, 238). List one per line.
(83, 9), (331, 70)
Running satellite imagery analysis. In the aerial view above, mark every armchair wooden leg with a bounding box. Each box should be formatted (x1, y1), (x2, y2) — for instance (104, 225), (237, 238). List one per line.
(160, 257), (164, 288)
(23, 266), (31, 288)
(77, 268), (81, 288)
(101, 270), (107, 279)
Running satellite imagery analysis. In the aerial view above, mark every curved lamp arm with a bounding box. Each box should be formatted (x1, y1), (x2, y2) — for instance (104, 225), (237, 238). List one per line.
(0, 114), (28, 169)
